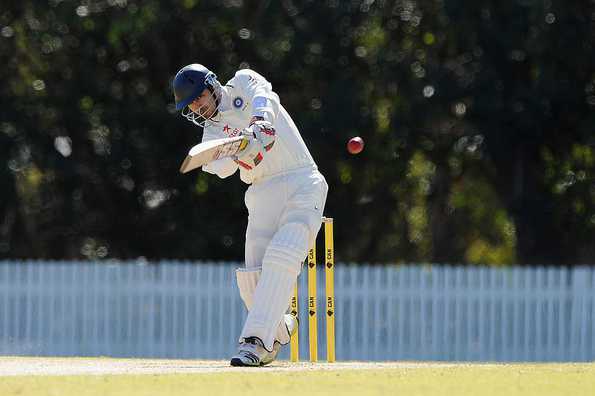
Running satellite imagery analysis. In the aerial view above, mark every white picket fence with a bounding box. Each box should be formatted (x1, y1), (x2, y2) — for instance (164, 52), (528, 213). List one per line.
(0, 261), (593, 362)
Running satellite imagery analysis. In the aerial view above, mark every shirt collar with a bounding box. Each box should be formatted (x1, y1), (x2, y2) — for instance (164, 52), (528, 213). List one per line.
(217, 85), (232, 113)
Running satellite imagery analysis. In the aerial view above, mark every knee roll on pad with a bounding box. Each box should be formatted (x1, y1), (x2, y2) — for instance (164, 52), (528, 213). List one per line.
(282, 210), (323, 241)
(262, 222), (310, 275)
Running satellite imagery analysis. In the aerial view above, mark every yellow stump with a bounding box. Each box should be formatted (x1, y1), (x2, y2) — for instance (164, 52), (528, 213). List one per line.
(324, 218), (336, 363)
(290, 284), (299, 362)
(307, 246), (318, 362)
(290, 216), (335, 364)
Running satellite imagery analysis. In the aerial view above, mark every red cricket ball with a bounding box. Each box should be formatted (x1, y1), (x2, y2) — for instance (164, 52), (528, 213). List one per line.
(347, 136), (365, 154)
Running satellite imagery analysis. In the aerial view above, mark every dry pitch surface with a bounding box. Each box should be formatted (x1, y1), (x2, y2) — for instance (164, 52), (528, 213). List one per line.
(0, 357), (594, 396)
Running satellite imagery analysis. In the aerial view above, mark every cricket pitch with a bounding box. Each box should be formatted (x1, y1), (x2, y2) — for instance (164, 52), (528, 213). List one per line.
(0, 357), (593, 396)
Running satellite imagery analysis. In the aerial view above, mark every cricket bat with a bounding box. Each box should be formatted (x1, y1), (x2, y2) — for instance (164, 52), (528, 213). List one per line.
(179, 135), (249, 174)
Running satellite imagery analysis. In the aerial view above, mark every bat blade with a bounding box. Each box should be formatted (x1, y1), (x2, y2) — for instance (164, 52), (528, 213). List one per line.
(179, 136), (248, 174)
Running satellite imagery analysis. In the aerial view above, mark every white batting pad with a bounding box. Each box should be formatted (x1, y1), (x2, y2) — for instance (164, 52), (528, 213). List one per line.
(236, 267), (293, 346)
(262, 222), (310, 274)
(240, 222), (310, 350)
(239, 263), (297, 351)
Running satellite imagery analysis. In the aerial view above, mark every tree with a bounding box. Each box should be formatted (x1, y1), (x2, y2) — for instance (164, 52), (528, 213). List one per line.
(0, 0), (592, 265)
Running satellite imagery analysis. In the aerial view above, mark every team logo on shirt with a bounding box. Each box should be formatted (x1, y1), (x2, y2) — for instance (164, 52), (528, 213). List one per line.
(233, 97), (244, 108)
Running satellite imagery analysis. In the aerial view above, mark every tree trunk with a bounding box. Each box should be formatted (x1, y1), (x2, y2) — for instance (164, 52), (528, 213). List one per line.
(509, 145), (568, 265)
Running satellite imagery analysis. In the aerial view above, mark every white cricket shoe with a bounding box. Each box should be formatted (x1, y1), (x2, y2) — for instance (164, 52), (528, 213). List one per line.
(230, 337), (268, 367)
(230, 314), (299, 367)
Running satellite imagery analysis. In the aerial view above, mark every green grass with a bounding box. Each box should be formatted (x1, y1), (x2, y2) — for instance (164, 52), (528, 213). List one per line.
(1, 362), (594, 396)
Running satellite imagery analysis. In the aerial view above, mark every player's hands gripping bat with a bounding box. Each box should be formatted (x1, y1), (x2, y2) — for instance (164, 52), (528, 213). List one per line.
(179, 122), (275, 174)
(234, 121), (276, 170)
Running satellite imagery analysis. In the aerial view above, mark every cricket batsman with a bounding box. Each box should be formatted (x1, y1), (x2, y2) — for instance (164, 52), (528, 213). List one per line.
(171, 64), (328, 366)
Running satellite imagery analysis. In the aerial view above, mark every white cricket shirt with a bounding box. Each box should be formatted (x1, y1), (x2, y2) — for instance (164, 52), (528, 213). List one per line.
(200, 69), (317, 184)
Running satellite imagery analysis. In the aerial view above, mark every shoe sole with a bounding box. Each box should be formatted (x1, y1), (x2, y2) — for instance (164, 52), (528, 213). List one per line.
(230, 358), (260, 367)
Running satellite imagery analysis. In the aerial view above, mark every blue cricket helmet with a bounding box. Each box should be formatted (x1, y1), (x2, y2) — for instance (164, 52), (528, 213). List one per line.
(172, 64), (218, 111)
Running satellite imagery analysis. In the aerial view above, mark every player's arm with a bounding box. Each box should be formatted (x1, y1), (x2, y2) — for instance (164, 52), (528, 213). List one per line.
(201, 126), (239, 178)
(233, 71), (278, 168)
(234, 70), (280, 124)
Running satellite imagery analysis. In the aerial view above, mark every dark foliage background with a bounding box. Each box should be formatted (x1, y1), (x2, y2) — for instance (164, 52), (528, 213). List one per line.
(1, 0), (593, 265)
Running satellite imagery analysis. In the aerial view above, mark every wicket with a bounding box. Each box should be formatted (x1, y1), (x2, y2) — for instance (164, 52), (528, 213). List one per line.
(290, 216), (335, 363)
